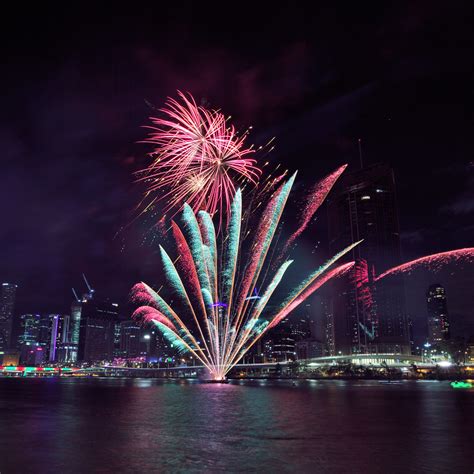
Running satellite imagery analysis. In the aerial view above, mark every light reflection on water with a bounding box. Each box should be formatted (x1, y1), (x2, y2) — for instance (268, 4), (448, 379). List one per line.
(0, 378), (472, 473)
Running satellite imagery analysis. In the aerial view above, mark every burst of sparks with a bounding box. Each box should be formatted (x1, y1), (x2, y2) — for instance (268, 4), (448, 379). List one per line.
(352, 259), (374, 312)
(375, 248), (474, 281)
(281, 164), (347, 255)
(131, 178), (360, 381)
(136, 91), (261, 228)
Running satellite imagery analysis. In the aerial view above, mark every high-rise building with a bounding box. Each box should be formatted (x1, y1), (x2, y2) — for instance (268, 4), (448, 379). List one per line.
(426, 284), (450, 344)
(0, 283), (17, 351)
(114, 321), (123, 358)
(18, 314), (41, 347)
(66, 301), (82, 362)
(38, 314), (52, 349)
(47, 314), (69, 362)
(263, 319), (297, 362)
(295, 340), (325, 359)
(310, 294), (334, 355)
(18, 314), (45, 364)
(327, 163), (410, 355)
(116, 321), (157, 361)
(77, 299), (120, 363)
(17, 313), (71, 364)
(120, 320), (142, 358)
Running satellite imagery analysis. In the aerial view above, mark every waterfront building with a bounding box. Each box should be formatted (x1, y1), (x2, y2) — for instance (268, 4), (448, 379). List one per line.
(263, 320), (296, 362)
(120, 320), (157, 362)
(48, 314), (69, 362)
(289, 316), (312, 341)
(77, 299), (120, 363)
(18, 314), (41, 346)
(18, 313), (71, 363)
(0, 283), (17, 351)
(327, 163), (410, 355)
(426, 284), (450, 344)
(114, 321), (123, 358)
(120, 320), (142, 358)
(310, 294), (334, 356)
(295, 339), (325, 359)
(67, 301), (82, 362)
(18, 314), (46, 365)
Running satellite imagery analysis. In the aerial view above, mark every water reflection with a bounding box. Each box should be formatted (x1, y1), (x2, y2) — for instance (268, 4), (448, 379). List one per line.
(0, 378), (472, 473)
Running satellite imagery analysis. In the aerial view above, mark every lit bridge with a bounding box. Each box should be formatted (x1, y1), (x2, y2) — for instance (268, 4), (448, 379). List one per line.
(2, 354), (467, 378)
(87, 354), (451, 378)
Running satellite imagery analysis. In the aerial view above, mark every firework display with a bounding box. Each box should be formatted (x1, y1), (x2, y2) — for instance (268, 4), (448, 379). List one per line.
(281, 164), (347, 255)
(375, 248), (474, 281)
(131, 93), (474, 381)
(350, 249), (474, 332)
(136, 92), (261, 226)
(132, 179), (360, 380)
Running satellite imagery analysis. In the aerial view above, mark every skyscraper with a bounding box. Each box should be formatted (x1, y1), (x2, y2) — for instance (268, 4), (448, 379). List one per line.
(47, 314), (69, 362)
(263, 319), (297, 362)
(18, 314), (44, 364)
(18, 314), (41, 347)
(327, 163), (410, 355)
(120, 320), (141, 358)
(67, 301), (82, 362)
(310, 294), (334, 355)
(0, 283), (17, 351)
(77, 299), (120, 363)
(118, 320), (155, 360)
(426, 284), (450, 344)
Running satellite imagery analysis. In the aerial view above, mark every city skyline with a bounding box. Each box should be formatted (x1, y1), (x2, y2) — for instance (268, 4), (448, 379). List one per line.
(2, 165), (473, 348)
(1, 4), (473, 472)
(1, 4), (473, 321)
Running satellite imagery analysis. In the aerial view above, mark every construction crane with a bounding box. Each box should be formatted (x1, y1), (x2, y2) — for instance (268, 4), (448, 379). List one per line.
(82, 273), (95, 294)
(71, 288), (80, 302)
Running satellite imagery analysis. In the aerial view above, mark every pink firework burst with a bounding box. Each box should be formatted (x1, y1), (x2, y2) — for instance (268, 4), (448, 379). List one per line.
(352, 259), (374, 312)
(375, 248), (474, 281)
(136, 91), (261, 227)
(281, 164), (347, 255)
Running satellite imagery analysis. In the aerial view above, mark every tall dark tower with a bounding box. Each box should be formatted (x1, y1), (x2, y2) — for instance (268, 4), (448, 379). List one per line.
(77, 299), (119, 363)
(0, 283), (18, 351)
(426, 284), (450, 344)
(327, 163), (410, 355)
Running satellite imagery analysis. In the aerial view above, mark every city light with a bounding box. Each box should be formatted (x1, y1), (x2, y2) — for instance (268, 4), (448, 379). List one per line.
(1, 6), (474, 474)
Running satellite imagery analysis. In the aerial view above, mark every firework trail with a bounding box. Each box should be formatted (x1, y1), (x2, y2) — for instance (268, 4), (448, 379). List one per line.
(281, 164), (347, 256)
(136, 92), (261, 227)
(352, 250), (474, 341)
(352, 259), (377, 341)
(352, 259), (374, 312)
(375, 248), (474, 281)
(268, 261), (355, 329)
(131, 180), (360, 380)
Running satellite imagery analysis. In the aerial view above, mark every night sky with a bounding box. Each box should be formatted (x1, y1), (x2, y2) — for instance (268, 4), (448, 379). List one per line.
(1, 3), (473, 336)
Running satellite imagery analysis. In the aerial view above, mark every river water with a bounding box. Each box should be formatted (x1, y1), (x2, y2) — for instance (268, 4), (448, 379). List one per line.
(0, 378), (472, 473)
